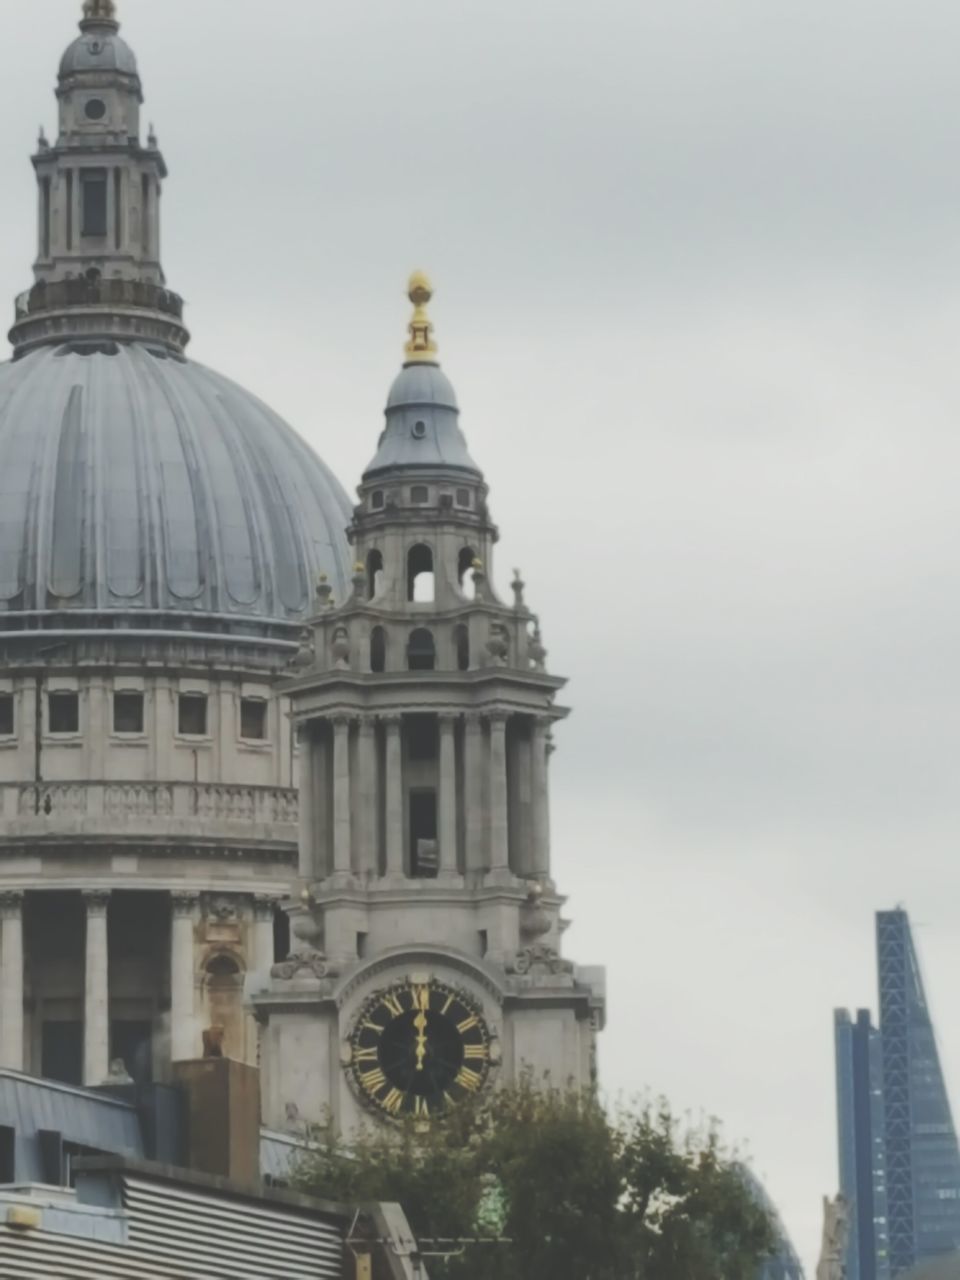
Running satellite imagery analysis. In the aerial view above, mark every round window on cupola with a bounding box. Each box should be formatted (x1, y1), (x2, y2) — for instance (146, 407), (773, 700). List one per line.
(85, 98), (107, 121)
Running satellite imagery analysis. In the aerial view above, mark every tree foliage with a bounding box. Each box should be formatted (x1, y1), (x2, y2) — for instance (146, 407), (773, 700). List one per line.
(294, 1084), (775, 1280)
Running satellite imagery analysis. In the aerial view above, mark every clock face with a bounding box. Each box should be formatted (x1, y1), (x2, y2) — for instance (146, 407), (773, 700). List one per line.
(350, 978), (492, 1120)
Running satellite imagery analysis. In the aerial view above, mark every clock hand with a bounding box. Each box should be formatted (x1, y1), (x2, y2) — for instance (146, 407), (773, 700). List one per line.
(413, 986), (431, 1072)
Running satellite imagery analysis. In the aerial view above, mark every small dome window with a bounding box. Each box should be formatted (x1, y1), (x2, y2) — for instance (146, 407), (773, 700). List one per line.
(371, 490), (385, 510)
(408, 628), (436, 671)
(411, 485), (429, 505)
(456, 488), (471, 508)
(408, 544), (435, 602)
(371, 626), (387, 673)
(412, 420), (427, 439)
(84, 99), (107, 121)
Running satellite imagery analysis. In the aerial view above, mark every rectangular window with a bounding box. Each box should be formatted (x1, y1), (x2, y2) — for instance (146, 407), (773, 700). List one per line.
(65, 170), (73, 250)
(411, 485), (429, 504)
(0, 694), (13, 737)
(456, 488), (471, 508)
(41, 177), (51, 259)
(114, 167), (123, 250)
(49, 691), (79, 735)
(113, 691), (144, 735)
(41, 1022), (83, 1086)
(410, 789), (438, 878)
(178, 693), (208, 736)
(81, 169), (108, 237)
(141, 174), (151, 254)
(240, 698), (267, 741)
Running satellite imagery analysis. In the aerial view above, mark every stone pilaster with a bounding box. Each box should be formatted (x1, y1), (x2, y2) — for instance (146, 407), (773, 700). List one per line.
(356, 716), (378, 877)
(170, 892), (199, 1063)
(383, 715), (404, 878)
(251, 896), (276, 975)
(0, 891), (24, 1072)
(296, 724), (316, 880)
(463, 713), (485, 875)
(487, 713), (511, 880)
(83, 890), (110, 1086)
(531, 718), (551, 879)
(438, 714), (459, 877)
(332, 716), (352, 876)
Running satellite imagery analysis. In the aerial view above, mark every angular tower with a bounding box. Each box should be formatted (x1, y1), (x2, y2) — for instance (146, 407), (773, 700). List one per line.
(877, 910), (960, 1272)
(253, 277), (606, 1132)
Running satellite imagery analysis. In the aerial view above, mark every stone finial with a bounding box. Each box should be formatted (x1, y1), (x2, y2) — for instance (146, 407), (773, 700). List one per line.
(529, 624), (547, 671)
(404, 271), (439, 364)
(37, 127), (49, 152)
(81, 0), (119, 28)
(352, 562), (366, 600)
(512, 569), (526, 609)
(316, 573), (333, 609)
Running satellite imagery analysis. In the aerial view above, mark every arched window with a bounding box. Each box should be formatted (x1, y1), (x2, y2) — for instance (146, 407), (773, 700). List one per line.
(458, 547), (478, 600)
(408, 628), (436, 671)
(408, 544), (435, 603)
(367, 549), (384, 600)
(370, 626), (387, 673)
(455, 624), (470, 672)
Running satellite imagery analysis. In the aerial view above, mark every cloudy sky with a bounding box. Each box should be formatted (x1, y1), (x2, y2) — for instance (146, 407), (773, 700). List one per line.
(4, 0), (960, 1268)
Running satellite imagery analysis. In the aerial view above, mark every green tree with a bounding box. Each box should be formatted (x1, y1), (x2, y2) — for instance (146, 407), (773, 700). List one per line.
(295, 1084), (775, 1280)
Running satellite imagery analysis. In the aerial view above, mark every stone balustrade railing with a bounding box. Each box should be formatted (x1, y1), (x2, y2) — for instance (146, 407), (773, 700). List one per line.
(0, 781), (298, 844)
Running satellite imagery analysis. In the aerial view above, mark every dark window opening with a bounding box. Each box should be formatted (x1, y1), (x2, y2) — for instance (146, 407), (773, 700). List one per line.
(113, 691), (144, 735)
(273, 906), (290, 965)
(84, 98), (107, 121)
(240, 698), (267, 740)
(111, 1020), (153, 1084)
(455, 624), (470, 672)
(66, 171), (73, 250)
(411, 485), (429, 504)
(0, 1126), (14, 1182)
(178, 693), (207, 736)
(81, 169), (108, 237)
(367, 549), (384, 600)
(410, 790), (438, 878)
(0, 694), (13, 736)
(371, 490), (385, 510)
(357, 932), (369, 959)
(41, 1023), (83, 1087)
(206, 953), (241, 980)
(41, 177), (51, 259)
(406, 714), (438, 761)
(407, 628), (436, 672)
(141, 174), (150, 254)
(370, 626), (387, 674)
(407, 544), (435, 603)
(114, 167), (123, 249)
(49, 691), (79, 735)
(479, 930), (489, 957)
(456, 488), (472, 508)
(458, 547), (478, 600)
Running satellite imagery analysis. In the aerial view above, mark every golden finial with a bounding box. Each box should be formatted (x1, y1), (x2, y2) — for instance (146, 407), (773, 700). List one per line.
(83, 0), (118, 21)
(404, 271), (439, 364)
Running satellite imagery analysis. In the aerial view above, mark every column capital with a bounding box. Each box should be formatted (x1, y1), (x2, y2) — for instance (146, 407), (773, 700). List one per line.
(295, 722), (314, 746)
(0, 890), (24, 918)
(380, 712), (403, 730)
(171, 890), (201, 916)
(437, 711), (460, 728)
(487, 710), (510, 730)
(82, 889), (111, 914)
(357, 714), (377, 737)
(331, 713), (353, 731)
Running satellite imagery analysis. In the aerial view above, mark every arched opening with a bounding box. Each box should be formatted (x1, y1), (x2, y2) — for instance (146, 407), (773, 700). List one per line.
(408, 544), (435, 603)
(455, 624), (470, 672)
(458, 547), (478, 600)
(366, 549), (384, 600)
(408, 628), (436, 671)
(202, 952), (245, 1061)
(370, 626), (387, 673)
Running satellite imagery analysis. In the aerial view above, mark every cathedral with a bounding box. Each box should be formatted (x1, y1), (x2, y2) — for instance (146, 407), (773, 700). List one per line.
(0, 0), (605, 1138)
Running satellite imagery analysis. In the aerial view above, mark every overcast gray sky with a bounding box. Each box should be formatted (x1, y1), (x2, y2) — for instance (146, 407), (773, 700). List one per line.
(5, 0), (960, 1269)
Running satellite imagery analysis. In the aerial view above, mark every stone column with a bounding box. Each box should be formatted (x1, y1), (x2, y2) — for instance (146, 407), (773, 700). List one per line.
(356, 716), (378, 877)
(488, 714), (511, 878)
(332, 716), (353, 876)
(251, 897), (276, 975)
(531, 720), (553, 880)
(383, 715), (404, 878)
(463, 714), (484, 874)
(296, 724), (316, 881)
(438, 714), (459, 877)
(170, 892), (198, 1063)
(83, 890), (110, 1086)
(0, 892), (24, 1072)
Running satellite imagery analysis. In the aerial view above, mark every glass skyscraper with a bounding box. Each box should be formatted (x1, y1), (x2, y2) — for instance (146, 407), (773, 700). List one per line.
(835, 910), (960, 1278)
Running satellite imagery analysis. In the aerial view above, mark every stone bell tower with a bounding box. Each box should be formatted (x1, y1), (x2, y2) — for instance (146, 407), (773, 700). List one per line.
(252, 276), (605, 1134)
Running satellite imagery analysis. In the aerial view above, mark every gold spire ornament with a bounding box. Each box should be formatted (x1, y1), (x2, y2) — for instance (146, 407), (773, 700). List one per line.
(404, 271), (439, 364)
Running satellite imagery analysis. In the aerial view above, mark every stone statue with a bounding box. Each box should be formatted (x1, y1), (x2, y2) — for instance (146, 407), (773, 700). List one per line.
(816, 1194), (849, 1280)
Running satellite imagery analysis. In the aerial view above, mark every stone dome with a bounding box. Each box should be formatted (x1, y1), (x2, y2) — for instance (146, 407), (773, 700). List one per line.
(365, 362), (480, 479)
(0, 343), (352, 634)
(59, 30), (139, 80)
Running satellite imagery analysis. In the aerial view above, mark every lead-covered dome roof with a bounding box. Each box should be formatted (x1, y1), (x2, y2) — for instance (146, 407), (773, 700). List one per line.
(0, 343), (352, 633)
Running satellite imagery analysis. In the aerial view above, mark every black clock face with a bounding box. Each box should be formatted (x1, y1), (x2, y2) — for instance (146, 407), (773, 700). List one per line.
(350, 979), (492, 1120)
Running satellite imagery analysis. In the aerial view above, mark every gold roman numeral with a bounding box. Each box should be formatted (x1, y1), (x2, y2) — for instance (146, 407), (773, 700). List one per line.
(412, 985), (431, 1012)
(354, 1047), (379, 1063)
(361, 1020), (384, 1035)
(441, 993), (455, 1016)
(382, 1088), (405, 1116)
(457, 1015), (480, 1034)
(414, 1096), (430, 1119)
(381, 992), (405, 1019)
(455, 1066), (483, 1092)
(463, 1044), (488, 1061)
(360, 1067), (386, 1093)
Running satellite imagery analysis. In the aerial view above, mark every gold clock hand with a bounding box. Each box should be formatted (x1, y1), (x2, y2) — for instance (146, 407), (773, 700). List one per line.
(414, 1009), (428, 1071)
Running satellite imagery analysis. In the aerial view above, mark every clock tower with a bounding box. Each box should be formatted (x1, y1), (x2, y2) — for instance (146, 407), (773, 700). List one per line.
(252, 277), (605, 1132)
